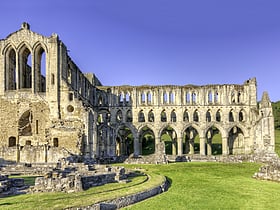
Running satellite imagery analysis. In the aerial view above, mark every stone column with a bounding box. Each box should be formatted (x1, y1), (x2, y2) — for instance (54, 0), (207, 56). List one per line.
(222, 137), (229, 155)
(172, 140), (177, 155)
(207, 140), (212, 156)
(177, 135), (183, 156)
(189, 139), (194, 154)
(134, 137), (139, 156)
(200, 137), (206, 155)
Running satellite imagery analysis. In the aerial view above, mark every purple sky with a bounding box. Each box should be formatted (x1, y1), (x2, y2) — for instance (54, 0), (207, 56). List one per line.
(1, 0), (280, 101)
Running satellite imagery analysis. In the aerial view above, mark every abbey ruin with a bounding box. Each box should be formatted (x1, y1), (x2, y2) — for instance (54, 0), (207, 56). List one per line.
(0, 23), (275, 164)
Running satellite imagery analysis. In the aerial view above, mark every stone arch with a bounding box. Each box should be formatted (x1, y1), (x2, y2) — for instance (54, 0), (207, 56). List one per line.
(138, 126), (155, 155)
(125, 92), (130, 104)
(116, 109), (123, 123)
(148, 109), (155, 122)
(163, 91), (168, 104)
(147, 91), (152, 104)
(18, 43), (32, 89)
(239, 109), (246, 122)
(208, 90), (213, 104)
(126, 110), (133, 122)
(160, 125), (177, 155)
(170, 91), (175, 104)
(183, 109), (189, 122)
(229, 109), (235, 122)
(193, 109), (199, 122)
(115, 125), (136, 156)
(228, 126), (245, 155)
(4, 45), (16, 90)
(18, 110), (32, 136)
(138, 110), (145, 122)
(171, 109), (176, 122)
(214, 90), (219, 103)
(161, 109), (167, 122)
(185, 91), (191, 104)
(216, 109), (222, 122)
(205, 125), (223, 155)
(34, 43), (47, 92)
(206, 109), (211, 122)
(183, 125), (200, 154)
(141, 92), (146, 104)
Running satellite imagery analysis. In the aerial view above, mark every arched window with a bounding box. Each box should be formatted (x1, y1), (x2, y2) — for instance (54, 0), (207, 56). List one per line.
(53, 138), (59, 147)
(239, 110), (245, 122)
(192, 92), (197, 104)
(116, 110), (123, 122)
(208, 91), (212, 104)
(231, 91), (235, 104)
(34, 45), (46, 92)
(125, 92), (130, 103)
(216, 109), (221, 122)
(229, 110), (234, 122)
(147, 92), (152, 104)
(206, 110), (211, 122)
(186, 92), (191, 104)
(161, 110), (167, 122)
(171, 110), (176, 122)
(8, 136), (16, 147)
(170, 92), (175, 104)
(163, 92), (168, 104)
(19, 46), (32, 89)
(119, 93), (124, 103)
(98, 96), (103, 106)
(126, 110), (132, 122)
(5, 47), (16, 90)
(214, 91), (219, 103)
(193, 110), (199, 122)
(148, 110), (154, 122)
(183, 110), (189, 122)
(237, 91), (242, 103)
(138, 110), (145, 122)
(141, 92), (146, 104)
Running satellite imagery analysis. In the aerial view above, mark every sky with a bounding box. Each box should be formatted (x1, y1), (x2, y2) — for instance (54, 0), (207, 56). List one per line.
(1, 0), (280, 101)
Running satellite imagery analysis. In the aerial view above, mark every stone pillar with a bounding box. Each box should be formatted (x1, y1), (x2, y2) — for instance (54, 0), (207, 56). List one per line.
(139, 138), (142, 155)
(200, 137), (206, 155)
(16, 52), (19, 90)
(207, 141), (212, 156)
(134, 137), (139, 156)
(154, 136), (161, 153)
(189, 139), (194, 154)
(185, 139), (190, 154)
(222, 137), (229, 155)
(177, 135), (183, 156)
(172, 140), (177, 155)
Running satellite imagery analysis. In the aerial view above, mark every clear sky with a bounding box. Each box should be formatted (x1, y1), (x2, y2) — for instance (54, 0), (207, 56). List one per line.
(1, 0), (280, 101)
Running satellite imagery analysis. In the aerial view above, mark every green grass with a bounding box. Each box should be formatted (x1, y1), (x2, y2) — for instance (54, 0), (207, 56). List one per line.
(0, 171), (165, 210)
(123, 162), (280, 210)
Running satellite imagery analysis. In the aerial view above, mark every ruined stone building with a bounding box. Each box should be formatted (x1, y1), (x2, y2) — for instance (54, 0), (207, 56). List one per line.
(0, 23), (275, 163)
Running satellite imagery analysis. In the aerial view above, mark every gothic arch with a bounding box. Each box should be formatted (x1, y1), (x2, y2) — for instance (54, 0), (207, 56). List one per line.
(4, 46), (16, 90)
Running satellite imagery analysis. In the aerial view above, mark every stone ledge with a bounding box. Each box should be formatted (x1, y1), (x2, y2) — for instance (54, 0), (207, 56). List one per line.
(67, 174), (169, 210)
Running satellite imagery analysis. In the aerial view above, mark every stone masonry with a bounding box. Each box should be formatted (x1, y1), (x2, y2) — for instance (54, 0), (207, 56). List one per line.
(0, 23), (275, 164)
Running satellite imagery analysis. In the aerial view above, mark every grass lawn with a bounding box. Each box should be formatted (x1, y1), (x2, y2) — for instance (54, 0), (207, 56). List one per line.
(124, 162), (280, 210)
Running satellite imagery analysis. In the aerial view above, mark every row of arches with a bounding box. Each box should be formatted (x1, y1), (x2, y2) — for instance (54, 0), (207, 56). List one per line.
(3, 42), (47, 92)
(115, 124), (245, 156)
(110, 88), (245, 106)
(114, 109), (247, 123)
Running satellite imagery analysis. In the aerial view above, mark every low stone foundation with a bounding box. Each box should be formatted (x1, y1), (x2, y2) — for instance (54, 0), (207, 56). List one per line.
(67, 175), (169, 210)
(0, 175), (28, 197)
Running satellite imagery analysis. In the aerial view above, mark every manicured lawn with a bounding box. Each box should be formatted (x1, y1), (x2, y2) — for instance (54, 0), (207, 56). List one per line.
(123, 162), (280, 210)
